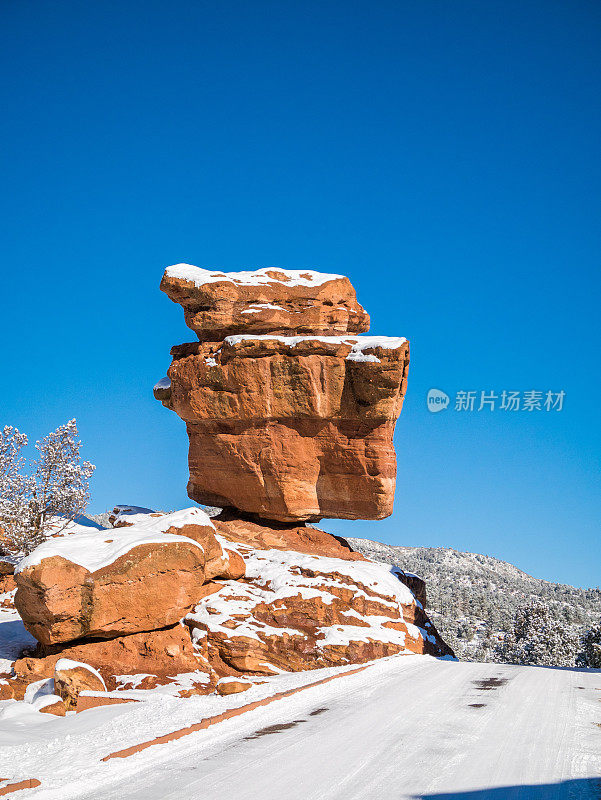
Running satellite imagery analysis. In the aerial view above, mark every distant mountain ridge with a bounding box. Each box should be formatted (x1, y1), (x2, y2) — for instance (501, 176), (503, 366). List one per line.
(346, 537), (601, 661)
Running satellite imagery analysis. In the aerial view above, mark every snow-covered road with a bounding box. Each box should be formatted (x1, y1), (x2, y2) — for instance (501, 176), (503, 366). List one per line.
(58, 656), (601, 800)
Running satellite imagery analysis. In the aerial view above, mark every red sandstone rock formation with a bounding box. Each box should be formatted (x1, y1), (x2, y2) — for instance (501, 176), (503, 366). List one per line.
(215, 677), (252, 695)
(3, 263), (453, 710)
(13, 624), (209, 692)
(160, 264), (370, 339)
(156, 265), (409, 522)
(14, 515), (208, 645)
(53, 659), (106, 709)
(185, 516), (451, 675)
(7, 509), (451, 706)
(212, 514), (366, 560)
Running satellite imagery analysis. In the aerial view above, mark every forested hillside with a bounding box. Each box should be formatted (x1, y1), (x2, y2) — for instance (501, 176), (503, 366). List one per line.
(347, 538), (601, 663)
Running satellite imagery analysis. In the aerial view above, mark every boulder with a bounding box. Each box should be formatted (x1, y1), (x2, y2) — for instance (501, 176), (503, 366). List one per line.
(160, 265), (370, 339)
(54, 659), (106, 709)
(38, 696), (67, 716)
(216, 677), (252, 695)
(158, 333), (409, 522)
(13, 624), (208, 691)
(15, 511), (210, 645)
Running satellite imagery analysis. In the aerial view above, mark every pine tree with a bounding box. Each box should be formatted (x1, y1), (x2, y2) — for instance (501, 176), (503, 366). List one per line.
(578, 625), (601, 668)
(0, 420), (95, 558)
(495, 601), (579, 667)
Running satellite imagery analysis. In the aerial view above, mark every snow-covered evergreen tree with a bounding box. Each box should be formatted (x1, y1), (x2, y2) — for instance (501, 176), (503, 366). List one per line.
(495, 601), (579, 667)
(0, 426), (33, 553)
(578, 625), (601, 668)
(0, 420), (95, 557)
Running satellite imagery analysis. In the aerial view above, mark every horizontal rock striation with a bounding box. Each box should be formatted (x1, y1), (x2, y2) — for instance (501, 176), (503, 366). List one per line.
(185, 516), (450, 675)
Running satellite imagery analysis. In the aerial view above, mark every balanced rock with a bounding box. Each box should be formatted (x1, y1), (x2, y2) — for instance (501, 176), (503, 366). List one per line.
(160, 265), (370, 339)
(156, 264), (409, 523)
(14, 509), (212, 645)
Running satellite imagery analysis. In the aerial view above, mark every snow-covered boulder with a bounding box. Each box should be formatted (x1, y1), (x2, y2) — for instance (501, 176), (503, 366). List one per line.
(53, 659), (106, 709)
(14, 509), (213, 645)
(160, 264), (370, 340)
(108, 505), (161, 527)
(13, 624), (210, 693)
(216, 677), (252, 695)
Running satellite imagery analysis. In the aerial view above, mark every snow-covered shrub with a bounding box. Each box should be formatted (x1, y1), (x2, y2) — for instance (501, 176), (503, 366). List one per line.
(578, 625), (601, 668)
(494, 601), (579, 667)
(0, 420), (95, 558)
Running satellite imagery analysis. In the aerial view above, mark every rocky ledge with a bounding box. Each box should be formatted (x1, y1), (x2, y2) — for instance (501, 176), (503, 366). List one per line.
(3, 508), (450, 713)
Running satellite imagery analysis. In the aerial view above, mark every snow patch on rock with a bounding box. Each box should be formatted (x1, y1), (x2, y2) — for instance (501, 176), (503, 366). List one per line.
(165, 264), (345, 289)
(16, 508), (211, 574)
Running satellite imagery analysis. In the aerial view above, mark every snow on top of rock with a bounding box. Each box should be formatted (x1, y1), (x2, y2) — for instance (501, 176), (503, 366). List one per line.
(110, 506), (214, 531)
(153, 377), (171, 391)
(164, 264), (346, 289)
(16, 508), (211, 574)
(224, 333), (407, 349)
(240, 303), (286, 314)
(222, 334), (407, 364)
(243, 548), (415, 606)
(187, 545), (417, 648)
(112, 504), (156, 517)
(54, 659), (107, 689)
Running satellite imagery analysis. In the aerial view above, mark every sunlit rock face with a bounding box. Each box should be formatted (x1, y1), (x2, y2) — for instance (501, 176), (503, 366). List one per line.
(156, 265), (409, 523)
(159, 264), (370, 339)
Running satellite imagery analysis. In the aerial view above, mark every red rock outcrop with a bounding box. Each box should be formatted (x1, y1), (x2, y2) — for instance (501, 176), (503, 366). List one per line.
(185, 518), (452, 675)
(6, 508), (450, 708)
(39, 697), (67, 716)
(13, 624), (209, 691)
(2, 263), (453, 712)
(216, 677), (252, 695)
(157, 282), (409, 521)
(160, 265), (370, 339)
(0, 562), (16, 608)
(14, 515), (208, 645)
(53, 659), (107, 709)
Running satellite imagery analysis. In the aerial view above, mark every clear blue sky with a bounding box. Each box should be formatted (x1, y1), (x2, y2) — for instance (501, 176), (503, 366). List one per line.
(1, 1), (599, 587)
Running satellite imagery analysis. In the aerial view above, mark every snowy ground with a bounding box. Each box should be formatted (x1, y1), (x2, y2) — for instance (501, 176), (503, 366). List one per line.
(2, 654), (599, 799)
